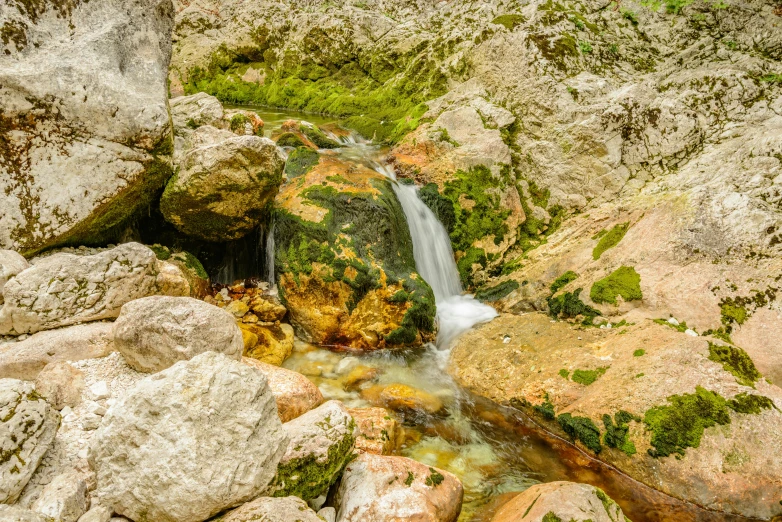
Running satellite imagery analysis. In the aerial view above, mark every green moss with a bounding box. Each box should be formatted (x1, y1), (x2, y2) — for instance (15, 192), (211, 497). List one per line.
(592, 223), (629, 260)
(590, 266), (642, 305)
(284, 147), (320, 178)
(602, 411), (639, 456)
(547, 288), (600, 321)
(533, 399), (556, 420)
(727, 393), (776, 414)
(559, 369), (570, 379)
(492, 14), (527, 30)
(643, 386), (731, 458)
(404, 471), (415, 486)
(229, 113), (249, 133)
(456, 247), (488, 287)
(149, 244), (172, 260)
(542, 513), (563, 522)
(276, 132), (308, 148)
(633, 349), (645, 357)
(653, 318), (690, 333)
(474, 280), (519, 302)
(707, 342), (761, 388)
(301, 124), (340, 149)
(550, 271), (578, 293)
(425, 468), (445, 487)
(557, 413), (603, 454)
(418, 183), (456, 233)
(572, 367), (608, 386)
(720, 300), (748, 326)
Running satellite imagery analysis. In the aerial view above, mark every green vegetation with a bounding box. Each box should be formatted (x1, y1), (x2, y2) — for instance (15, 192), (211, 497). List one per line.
(590, 266), (642, 305)
(654, 318), (690, 333)
(550, 271), (578, 293)
(557, 413), (603, 453)
(572, 367), (608, 386)
(229, 113), (261, 135)
(559, 369), (570, 379)
(621, 8), (639, 24)
(592, 223), (629, 260)
(276, 132), (308, 148)
(533, 399), (556, 420)
(492, 14), (527, 30)
(720, 300), (747, 326)
(542, 513), (563, 522)
(405, 471), (415, 486)
(707, 342), (761, 388)
(474, 280), (519, 302)
(425, 468), (445, 487)
(548, 288), (600, 322)
(760, 74), (782, 84)
(578, 40), (593, 54)
(301, 124), (341, 149)
(284, 147), (320, 178)
(602, 411), (639, 456)
(633, 349), (645, 357)
(417, 183), (456, 232)
(727, 393), (776, 414)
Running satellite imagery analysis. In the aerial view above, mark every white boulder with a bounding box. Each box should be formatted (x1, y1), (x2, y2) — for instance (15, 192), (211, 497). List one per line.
(217, 496), (323, 522)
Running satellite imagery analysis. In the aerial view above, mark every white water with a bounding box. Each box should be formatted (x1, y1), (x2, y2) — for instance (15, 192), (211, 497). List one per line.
(265, 220), (275, 287)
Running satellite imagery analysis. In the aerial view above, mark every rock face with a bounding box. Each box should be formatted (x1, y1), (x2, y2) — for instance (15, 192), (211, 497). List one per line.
(0, 0), (175, 255)
(0, 250), (29, 304)
(113, 296), (244, 372)
(333, 454), (462, 522)
(34, 362), (85, 410)
(242, 357), (323, 423)
(490, 482), (628, 522)
(161, 134), (285, 241)
(89, 351), (288, 522)
(0, 243), (189, 336)
(272, 400), (357, 500)
(0, 379), (61, 504)
(450, 313), (782, 520)
(0, 505), (51, 522)
(275, 156), (436, 349)
(216, 496), (324, 522)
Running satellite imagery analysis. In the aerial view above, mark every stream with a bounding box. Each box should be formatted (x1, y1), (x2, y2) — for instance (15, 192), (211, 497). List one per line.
(230, 106), (750, 522)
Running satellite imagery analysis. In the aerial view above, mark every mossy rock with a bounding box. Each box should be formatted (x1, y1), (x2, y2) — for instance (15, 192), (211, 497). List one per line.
(148, 244), (210, 298)
(590, 266), (642, 305)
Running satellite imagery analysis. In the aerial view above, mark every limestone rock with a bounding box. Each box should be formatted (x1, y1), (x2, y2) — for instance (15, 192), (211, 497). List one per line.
(275, 156), (436, 349)
(160, 135), (285, 241)
(31, 471), (89, 522)
(89, 351), (288, 522)
(0, 322), (114, 380)
(147, 245), (211, 299)
(318, 507), (337, 522)
(271, 400), (357, 500)
(34, 362), (85, 410)
(242, 357), (323, 422)
(348, 407), (398, 455)
(0, 243), (188, 336)
(241, 322), (294, 366)
(0, 379), (60, 504)
(0, 505), (51, 522)
(170, 92), (225, 136)
(77, 505), (112, 522)
(113, 296), (244, 373)
(490, 482), (628, 522)
(216, 496), (323, 522)
(0, 250), (29, 304)
(0, 0), (175, 255)
(333, 454), (462, 522)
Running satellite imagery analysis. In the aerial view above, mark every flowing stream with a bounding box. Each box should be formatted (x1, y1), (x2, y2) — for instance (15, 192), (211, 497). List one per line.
(236, 106), (741, 522)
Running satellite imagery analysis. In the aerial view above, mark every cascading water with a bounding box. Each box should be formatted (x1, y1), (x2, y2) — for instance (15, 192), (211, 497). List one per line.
(265, 217), (276, 287)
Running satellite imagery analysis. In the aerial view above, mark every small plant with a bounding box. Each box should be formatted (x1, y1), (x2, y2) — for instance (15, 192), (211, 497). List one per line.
(579, 40), (593, 54)
(609, 44), (619, 54)
(724, 40), (737, 50)
(621, 9), (639, 24)
(760, 74), (782, 84)
(633, 349), (645, 357)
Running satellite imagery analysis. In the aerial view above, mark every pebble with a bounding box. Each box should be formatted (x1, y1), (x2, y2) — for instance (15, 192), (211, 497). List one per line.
(89, 381), (110, 400)
(685, 329), (698, 337)
(668, 317), (680, 326)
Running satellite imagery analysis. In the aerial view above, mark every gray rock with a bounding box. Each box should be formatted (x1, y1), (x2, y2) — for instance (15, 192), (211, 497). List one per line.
(89, 351), (287, 522)
(170, 92), (225, 136)
(0, 379), (60, 504)
(0, 250), (29, 304)
(31, 471), (89, 522)
(113, 296), (244, 373)
(0, 0), (175, 255)
(77, 505), (112, 522)
(0, 243), (188, 336)
(217, 496), (324, 522)
(271, 400), (357, 500)
(34, 362), (85, 410)
(0, 505), (51, 522)
(318, 507), (337, 522)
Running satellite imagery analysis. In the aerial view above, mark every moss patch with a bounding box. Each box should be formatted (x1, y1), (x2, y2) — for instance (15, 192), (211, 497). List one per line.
(727, 393), (776, 414)
(572, 367), (608, 386)
(474, 280), (519, 302)
(707, 342), (761, 388)
(284, 147), (320, 178)
(547, 288), (600, 322)
(633, 349), (645, 357)
(592, 223), (629, 260)
(602, 411), (639, 456)
(557, 413), (603, 454)
(418, 183), (456, 233)
(590, 266), (642, 305)
(550, 271), (578, 294)
(492, 14), (527, 30)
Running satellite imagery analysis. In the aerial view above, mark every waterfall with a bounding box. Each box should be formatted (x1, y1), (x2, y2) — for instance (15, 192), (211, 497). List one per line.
(265, 219), (276, 287)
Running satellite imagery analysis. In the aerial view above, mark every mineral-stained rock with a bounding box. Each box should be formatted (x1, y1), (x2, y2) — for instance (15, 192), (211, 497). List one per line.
(0, 379), (60, 504)
(170, 92), (225, 136)
(0, 0), (175, 255)
(242, 357), (323, 422)
(275, 156), (436, 349)
(449, 313), (782, 520)
(490, 481), (628, 522)
(31, 470), (89, 522)
(333, 453), (462, 522)
(241, 322), (294, 366)
(113, 296), (244, 373)
(271, 400), (357, 500)
(216, 496), (323, 522)
(0, 322), (114, 380)
(34, 362), (85, 410)
(378, 383), (445, 417)
(160, 135), (285, 242)
(0, 243), (189, 336)
(348, 407), (398, 455)
(89, 351), (288, 522)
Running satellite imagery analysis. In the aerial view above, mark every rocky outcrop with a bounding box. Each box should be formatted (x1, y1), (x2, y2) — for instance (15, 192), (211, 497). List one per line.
(271, 400), (357, 500)
(0, 379), (60, 504)
(0, 0), (175, 255)
(0, 243), (189, 336)
(275, 156), (436, 349)
(242, 357), (323, 422)
(89, 351), (288, 522)
(449, 313), (782, 520)
(0, 322), (114, 380)
(113, 296), (244, 372)
(216, 496), (324, 522)
(161, 134), (285, 241)
(490, 482), (628, 522)
(332, 454), (462, 522)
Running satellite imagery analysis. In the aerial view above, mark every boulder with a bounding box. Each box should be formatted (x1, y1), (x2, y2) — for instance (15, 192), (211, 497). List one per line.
(89, 351), (288, 522)
(0, 379), (61, 504)
(490, 482), (628, 522)
(148, 245), (211, 299)
(249, 295), (287, 322)
(378, 383), (445, 417)
(77, 505), (112, 522)
(170, 92), (225, 136)
(241, 322), (294, 366)
(34, 362), (85, 410)
(0, 243), (189, 336)
(242, 357), (323, 422)
(0, 250), (29, 304)
(0, 0), (175, 255)
(225, 109), (264, 136)
(0, 505), (51, 522)
(272, 120), (340, 150)
(216, 496), (323, 522)
(160, 135), (285, 241)
(271, 400), (357, 500)
(113, 296), (244, 373)
(348, 407), (398, 455)
(449, 313), (782, 520)
(333, 454), (462, 522)
(275, 156), (436, 349)
(31, 470), (90, 522)
(0, 322), (114, 380)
